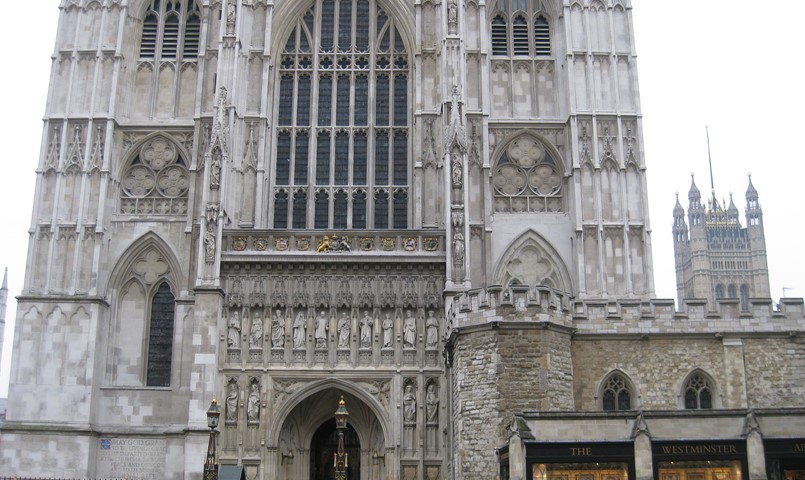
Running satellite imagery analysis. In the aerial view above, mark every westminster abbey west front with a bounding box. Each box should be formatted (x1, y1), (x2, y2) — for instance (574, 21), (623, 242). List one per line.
(2, 1), (805, 479)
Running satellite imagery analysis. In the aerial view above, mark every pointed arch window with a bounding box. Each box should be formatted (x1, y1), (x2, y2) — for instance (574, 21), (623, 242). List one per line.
(492, 134), (564, 213)
(272, 0), (410, 229)
(146, 282), (176, 387)
(490, 0), (552, 57)
(139, 0), (201, 60)
(684, 372), (714, 410)
(601, 373), (633, 411)
(120, 136), (190, 216)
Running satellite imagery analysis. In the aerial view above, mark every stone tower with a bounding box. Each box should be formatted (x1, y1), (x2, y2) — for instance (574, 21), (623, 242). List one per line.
(1, 1), (654, 479)
(673, 175), (770, 308)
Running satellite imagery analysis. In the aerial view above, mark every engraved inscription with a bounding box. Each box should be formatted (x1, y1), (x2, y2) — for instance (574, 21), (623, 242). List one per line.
(96, 438), (166, 479)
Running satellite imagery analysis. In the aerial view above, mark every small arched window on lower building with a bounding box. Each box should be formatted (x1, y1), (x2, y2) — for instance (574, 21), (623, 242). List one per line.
(146, 282), (176, 387)
(683, 371), (714, 410)
(600, 372), (634, 411)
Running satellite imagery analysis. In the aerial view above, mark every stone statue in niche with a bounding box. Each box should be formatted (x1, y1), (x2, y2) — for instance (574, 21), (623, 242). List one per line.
(226, 1), (237, 35)
(249, 314), (263, 349)
(426, 310), (439, 349)
(293, 311), (306, 349)
(451, 154), (462, 188)
(247, 381), (260, 424)
(403, 310), (416, 349)
(453, 232), (465, 264)
(227, 310), (241, 348)
(403, 383), (417, 422)
(360, 310), (374, 348)
(382, 313), (394, 348)
(210, 150), (222, 189)
(226, 381), (238, 424)
(204, 228), (216, 264)
(426, 382), (439, 423)
(447, 0), (458, 35)
(271, 309), (285, 348)
(315, 310), (329, 349)
(337, 312), (351, 348)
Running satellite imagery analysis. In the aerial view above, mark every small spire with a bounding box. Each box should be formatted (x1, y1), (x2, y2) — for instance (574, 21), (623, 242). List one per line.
(673, 192), (684, 215)
(746, 173), (758, 200)
(688, 174), (701, 203)
(2, 267), (7, 291)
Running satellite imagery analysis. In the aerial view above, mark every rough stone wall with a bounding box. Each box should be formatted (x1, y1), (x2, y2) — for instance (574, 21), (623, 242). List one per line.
(497, 328), (574, 414)
(571, 338), (726, 410)
(743, 336), (805, 408)
(452, 329), (500, 478)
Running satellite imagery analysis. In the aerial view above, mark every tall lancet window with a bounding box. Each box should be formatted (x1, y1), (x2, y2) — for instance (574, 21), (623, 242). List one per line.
(273, 0), (410, 229)
(490, 0), (552, 57)
(139, 0), (201, 60)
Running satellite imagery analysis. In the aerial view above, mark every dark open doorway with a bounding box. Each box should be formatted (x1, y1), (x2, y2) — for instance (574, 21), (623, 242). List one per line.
(310, 418), (361, 480)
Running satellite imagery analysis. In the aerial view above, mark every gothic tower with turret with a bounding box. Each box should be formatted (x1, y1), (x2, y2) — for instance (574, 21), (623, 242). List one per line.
(673, 175), (770, 308)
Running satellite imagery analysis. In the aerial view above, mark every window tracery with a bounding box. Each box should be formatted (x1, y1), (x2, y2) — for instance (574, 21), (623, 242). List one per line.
(272, 0), (410, 229)
(120, 136), (190, 216)
(601, 373), (632, 411)
(493, 135), (563, 213)
(684, 372), (714, 410)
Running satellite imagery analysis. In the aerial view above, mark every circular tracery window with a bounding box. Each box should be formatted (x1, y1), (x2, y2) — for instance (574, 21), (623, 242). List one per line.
(121, 137), (189, 215)
(493, 136), (562, 213)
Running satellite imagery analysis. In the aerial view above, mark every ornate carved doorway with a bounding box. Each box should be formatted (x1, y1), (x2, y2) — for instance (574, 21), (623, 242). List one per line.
(310, 419), (361, 480)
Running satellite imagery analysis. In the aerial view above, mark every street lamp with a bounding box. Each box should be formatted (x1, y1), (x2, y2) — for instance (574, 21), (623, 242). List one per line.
(204, 399), (220, 480)
(333, 396), (350, 480)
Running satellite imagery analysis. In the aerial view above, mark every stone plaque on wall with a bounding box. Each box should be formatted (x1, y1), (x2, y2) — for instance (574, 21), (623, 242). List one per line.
(96, 438), (166, 479)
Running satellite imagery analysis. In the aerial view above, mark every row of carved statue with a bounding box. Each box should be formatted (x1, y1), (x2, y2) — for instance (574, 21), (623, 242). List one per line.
(222, 377), (440, 428)
(227, 308), (441, 351)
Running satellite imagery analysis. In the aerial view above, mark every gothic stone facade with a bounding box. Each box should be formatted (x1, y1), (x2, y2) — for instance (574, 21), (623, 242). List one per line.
(2, 1), (804, 480)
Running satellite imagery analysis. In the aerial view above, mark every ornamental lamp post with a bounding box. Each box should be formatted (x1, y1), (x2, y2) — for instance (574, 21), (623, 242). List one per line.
(333, 396), (350, 480)
(204, 399), (220, 480)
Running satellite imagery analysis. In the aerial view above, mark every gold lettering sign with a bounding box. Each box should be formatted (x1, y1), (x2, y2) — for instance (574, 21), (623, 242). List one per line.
(660, 445), (738, 456)
(570, 447), (592, 456)
(795, 443), (804, 453)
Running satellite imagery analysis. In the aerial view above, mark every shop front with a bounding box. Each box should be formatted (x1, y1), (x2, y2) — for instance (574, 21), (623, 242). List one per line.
(652, 440), (748, 480)
(525, 442), (635, 480)
(764, 438), (805, 480)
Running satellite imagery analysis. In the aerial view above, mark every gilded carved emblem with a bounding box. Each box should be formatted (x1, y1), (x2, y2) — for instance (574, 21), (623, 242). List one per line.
(297, 238), (310, 251)
(424, 237), (439, 251)
(232, 237), (247, 251)
(381, 238), (395, 251)
(254, 238), (268, 251)
(403, 237), (417, 252)
(317, 234), (351, 252)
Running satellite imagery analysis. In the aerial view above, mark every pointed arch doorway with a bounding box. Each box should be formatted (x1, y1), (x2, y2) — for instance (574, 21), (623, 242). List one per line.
(310, 419), (361, 480)
(274, 385), (391, 480)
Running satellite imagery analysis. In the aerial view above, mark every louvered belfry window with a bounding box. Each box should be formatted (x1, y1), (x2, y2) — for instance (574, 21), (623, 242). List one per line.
(139, 0), (201, 60)
(490, 0), (551, 57)
(273, 0), (410, 230)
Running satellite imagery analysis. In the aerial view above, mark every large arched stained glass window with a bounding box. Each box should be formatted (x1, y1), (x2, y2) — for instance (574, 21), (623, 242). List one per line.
(273, 0), (410, 229)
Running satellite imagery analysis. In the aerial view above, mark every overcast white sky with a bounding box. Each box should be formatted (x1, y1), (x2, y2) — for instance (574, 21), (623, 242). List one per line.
(1, 1), (803, 396)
